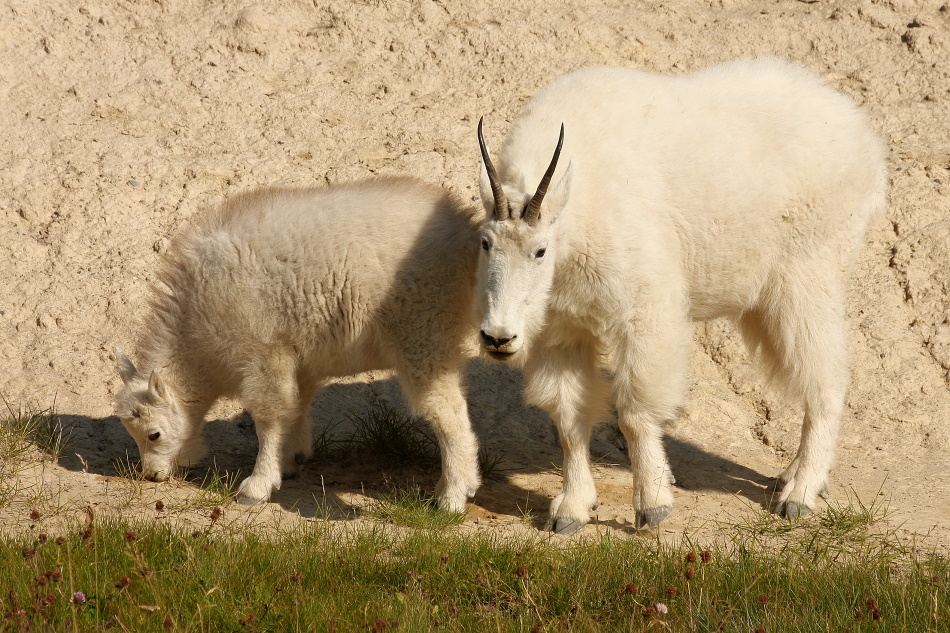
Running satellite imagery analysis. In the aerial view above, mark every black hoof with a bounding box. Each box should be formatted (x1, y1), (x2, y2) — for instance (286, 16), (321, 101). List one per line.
(549, 517), (586, 535)
(781, 501), (812, 520)
(294, 451), (308, 466)
(635, 505), (672, 529)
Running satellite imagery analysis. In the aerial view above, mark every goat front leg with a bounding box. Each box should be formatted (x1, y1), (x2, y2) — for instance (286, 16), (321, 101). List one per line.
(236, 351), (300, 505)
(399, 368), (481, 512)
(613, 311), (691, 529)
(524, 339), (610, 535)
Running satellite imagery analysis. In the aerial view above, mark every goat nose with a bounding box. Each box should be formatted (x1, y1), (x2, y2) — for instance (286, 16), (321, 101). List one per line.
(480, 330), (515, 349)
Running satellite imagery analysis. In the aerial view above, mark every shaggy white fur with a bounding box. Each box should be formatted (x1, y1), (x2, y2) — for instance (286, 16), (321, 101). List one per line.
(476, 57), (888, 533)
(115, 178), (482, 509)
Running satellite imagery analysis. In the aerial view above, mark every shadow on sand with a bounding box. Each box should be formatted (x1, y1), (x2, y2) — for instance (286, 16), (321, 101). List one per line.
(51, 359), (777, 529)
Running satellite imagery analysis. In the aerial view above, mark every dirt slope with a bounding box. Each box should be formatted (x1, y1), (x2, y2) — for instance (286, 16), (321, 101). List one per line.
(1, 0), (948, 545)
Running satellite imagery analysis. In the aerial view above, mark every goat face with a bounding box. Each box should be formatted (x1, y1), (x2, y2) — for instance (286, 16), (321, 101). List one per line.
(477, 210), (557, 361)
(476, 120), (572, 362)
(115, 350), (207, 481)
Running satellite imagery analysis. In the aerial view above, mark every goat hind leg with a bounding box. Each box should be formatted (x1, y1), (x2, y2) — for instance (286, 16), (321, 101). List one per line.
(761, 274), (848, 519)
(281, 380), (322, 478)
(279, 401), (313, 480)
(775, 393), (843, 519)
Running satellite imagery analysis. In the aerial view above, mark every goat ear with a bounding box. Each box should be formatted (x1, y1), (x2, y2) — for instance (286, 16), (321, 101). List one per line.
(115, 347), (137, 384)
(147, 369), (168, 404)
(544, 160), (574, 222)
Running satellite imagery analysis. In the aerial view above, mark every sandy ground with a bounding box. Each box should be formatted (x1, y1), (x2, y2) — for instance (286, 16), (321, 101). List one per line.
(1, 0), (949, 546)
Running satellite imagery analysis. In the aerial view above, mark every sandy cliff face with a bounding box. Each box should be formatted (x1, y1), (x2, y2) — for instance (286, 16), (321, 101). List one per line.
(1, 0), (948, 543)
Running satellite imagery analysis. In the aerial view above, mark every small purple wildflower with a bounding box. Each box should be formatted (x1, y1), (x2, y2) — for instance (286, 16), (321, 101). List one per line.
(70, 591), (86, 604)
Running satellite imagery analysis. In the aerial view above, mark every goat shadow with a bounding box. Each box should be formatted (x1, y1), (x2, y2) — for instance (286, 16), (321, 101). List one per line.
(53, 358), (776, 526)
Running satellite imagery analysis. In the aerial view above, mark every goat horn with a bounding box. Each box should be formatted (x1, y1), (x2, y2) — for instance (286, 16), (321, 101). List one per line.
(523, 123), (565, 226)
(478, 117), (509, 221)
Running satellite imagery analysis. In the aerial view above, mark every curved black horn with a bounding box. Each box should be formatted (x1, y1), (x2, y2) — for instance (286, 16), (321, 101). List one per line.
(477, 117), (509, 221)
(523, 123), (565, 226)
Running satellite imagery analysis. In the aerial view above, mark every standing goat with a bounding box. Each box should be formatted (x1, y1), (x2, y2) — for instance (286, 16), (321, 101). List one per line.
(115, 178), (482, 509)
(476, 57), (888, 533)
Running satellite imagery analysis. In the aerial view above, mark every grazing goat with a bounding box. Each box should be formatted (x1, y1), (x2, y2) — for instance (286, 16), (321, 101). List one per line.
(476, 57), (888, 533)
(115, 178), (482, 509)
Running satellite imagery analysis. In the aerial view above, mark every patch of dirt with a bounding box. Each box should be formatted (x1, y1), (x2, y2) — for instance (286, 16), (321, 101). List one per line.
(1, 0), (948, 546)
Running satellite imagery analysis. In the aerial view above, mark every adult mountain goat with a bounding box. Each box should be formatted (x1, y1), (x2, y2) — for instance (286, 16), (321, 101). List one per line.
(115, 178), (482, 509)
(476, 57), (888, 533)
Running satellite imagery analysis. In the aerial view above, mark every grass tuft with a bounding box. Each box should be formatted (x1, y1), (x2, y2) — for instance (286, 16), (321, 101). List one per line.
(182, 462), (240, 510)
(478, 446), (507, 480)
(729, 489), (906, 568)
(311, 418), (344, 461)
(346, 405), (440, 467)
(0, 398), (73, 462)
(363, 483), (465, 530)
(0, 399), (74, 512)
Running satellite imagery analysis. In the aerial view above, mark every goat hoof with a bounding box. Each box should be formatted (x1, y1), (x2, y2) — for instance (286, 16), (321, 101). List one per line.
(549, 516), (586, 535)
(294, 451), (307, 466)
(819, 486), (830, 500)
(781, 501), (811, 520)
(237, 476), (276, 505)
(635, 505), (672, 529)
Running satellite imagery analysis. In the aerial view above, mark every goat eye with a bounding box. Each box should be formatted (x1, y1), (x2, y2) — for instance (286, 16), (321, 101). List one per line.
(148, 432), (161, 442)
(535, 248), (546, 259)
(481, 238), (491, 251)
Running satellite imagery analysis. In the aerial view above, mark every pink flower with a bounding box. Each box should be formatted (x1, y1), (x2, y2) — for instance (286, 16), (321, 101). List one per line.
(654, 602), (668, 614)
(70, 591), (86, 604)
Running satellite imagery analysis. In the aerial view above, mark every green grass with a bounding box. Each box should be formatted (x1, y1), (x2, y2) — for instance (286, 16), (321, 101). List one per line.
(181, 463), (241, 511)
(362, 484), (465, 530)
(2, 403), (948, 631)
(2, 503), (948, 633)
(0, 399), (72, 463)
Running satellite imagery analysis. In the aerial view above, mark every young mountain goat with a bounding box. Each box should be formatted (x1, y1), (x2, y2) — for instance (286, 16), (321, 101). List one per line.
(115, 178), (482, 509)
(476, 57), (888, 533)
